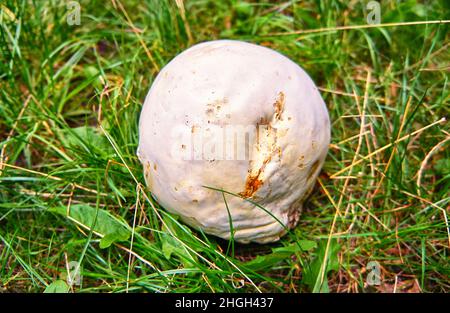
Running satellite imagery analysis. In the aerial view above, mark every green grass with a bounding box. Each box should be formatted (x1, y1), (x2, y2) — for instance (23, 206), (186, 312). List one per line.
(0, 0), (449, 293)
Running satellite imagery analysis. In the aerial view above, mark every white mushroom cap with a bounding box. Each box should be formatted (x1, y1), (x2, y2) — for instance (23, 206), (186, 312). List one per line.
(138, 40), (330, 243)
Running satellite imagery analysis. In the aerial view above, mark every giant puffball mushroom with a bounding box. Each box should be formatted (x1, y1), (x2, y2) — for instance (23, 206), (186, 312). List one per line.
(138, 40), (330, 243)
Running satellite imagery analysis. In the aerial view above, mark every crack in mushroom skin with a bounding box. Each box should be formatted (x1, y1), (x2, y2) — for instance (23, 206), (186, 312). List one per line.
(239, 92), (286, 198)
(273, 91), (285, 120)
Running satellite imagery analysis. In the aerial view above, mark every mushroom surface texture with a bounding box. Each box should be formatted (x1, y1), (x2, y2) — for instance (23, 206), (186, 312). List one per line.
(138, 40), (330, 243)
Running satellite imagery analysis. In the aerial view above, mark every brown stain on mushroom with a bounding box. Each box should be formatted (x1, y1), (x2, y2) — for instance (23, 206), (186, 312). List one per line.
(258, 116), (269, 125)
(144, 161), (153, 189)
(239, 157), (271, 198)
(240, 174), (263, 198)
(273, 92), (285, 120)
(206, 97), (228, 117)
(298, 155), (305, 168)
(145, 162), (151, 178)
